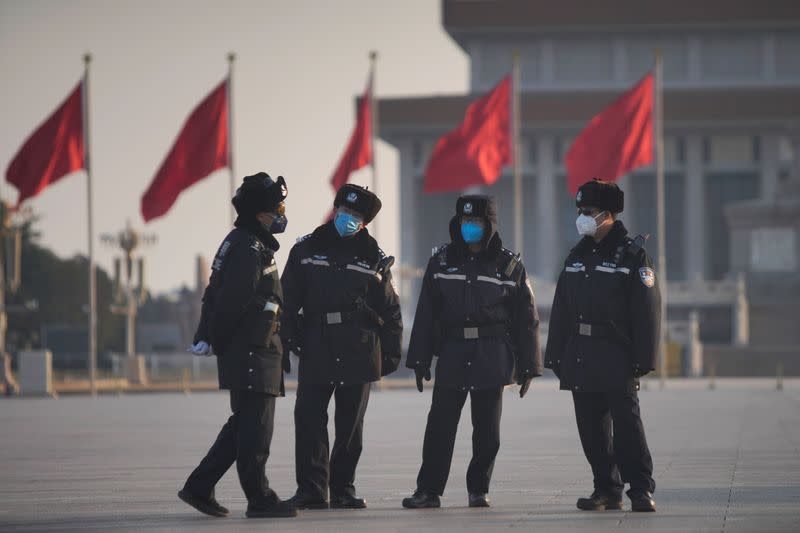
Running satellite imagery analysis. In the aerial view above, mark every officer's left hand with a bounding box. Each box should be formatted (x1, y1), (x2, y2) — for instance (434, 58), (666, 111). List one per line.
(517, 371), (533, 398)
(188, 341), (212, 356)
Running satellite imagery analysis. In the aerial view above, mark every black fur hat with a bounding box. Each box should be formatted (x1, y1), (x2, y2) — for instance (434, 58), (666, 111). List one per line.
(232, 172), (287, 217)
(575, 179), (624, 214)
(334, 184), (382, 224)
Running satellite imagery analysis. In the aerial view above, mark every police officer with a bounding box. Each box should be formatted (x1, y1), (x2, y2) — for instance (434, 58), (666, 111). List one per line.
(280, 184), (402, 510)
(544, 179), (659, 513)
(402, 195), (542, 509)
(178, 172), (296, 519)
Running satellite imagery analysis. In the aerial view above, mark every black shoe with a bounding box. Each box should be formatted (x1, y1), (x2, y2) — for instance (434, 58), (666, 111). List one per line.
(285, 491), (329, 510)
(468, 492), (490, 508)
(402, 490), (441, 509)
(629, 490), (656, 512)
(576, 491), (623, 511)
(246, 499), (298, 518)
(178, 488), (230, 517)
(331, 492), (367, 509)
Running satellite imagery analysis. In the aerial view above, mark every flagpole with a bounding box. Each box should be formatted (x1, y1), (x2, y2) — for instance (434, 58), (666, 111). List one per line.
(511, 51), (523, 257)
(83, 53), (98, 397)
(654, 49), (668, 389)
(369, 50), (378, 241)
(227, 52), (236, 226)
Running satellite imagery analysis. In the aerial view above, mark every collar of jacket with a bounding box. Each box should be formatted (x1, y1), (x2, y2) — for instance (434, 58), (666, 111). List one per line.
(573, 220), (629, 259)
(234, 215), (280, 252)
(309, 221), (380, 264)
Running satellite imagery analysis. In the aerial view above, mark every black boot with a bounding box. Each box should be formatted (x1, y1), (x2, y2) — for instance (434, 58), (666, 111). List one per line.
(285, 491), (329, 510)
(178, 488), (230, 517)
(576, 490), (623, 511)
(468, 492), (490, 508)
(245, 499), (298, 518)
(402, 490), (441, 509)
(629, 490), (656, 512)
(331, 492), (367, 509)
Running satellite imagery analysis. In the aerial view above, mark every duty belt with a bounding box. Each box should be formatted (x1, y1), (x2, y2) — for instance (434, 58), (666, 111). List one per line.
(445, 323), (508, 340)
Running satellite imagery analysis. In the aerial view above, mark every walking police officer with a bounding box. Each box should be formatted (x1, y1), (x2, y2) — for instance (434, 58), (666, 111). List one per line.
(281, 184), (403, 510)
(544, 179), (659, 513)
(402, 195), (542, 509)
(179, 172), (296, 519)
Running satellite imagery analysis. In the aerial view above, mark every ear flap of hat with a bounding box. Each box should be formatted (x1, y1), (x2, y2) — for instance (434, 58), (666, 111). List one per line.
(334, 184), (382, 224)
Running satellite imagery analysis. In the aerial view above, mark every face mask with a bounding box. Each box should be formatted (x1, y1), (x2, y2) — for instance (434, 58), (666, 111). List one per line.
(268, 215), (288, 234)
(334, 211), (363, 238)
(576, 212), (606, 236)
(460, 221), (484, 244)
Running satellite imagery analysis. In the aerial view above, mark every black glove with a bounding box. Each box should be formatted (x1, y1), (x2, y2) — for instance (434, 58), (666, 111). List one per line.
(415, 367), (431, 393)
(516, 370), (533, 398)
(282, 344), (291, 374)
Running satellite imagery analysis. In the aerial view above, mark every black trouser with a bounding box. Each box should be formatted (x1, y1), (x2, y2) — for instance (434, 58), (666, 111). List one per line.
(294, 382), (371, 499)
(416, 384), (503, 496)
(184, 390), (277, 506)
(572, 391), (655, 497)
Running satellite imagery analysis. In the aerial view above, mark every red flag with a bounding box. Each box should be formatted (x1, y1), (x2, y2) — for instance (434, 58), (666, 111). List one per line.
(424, 76), (511, 193)
(329, 73), (372, 192)
(566, 73), (654, 195)
(5, 80), (84, 206)
(141, 80), (228, 222)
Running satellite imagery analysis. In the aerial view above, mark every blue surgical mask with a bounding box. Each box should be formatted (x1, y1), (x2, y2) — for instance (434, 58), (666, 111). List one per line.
(460, 222), (484, 244)
(334, 212), (363, 238)
(268, 215), (288, 234)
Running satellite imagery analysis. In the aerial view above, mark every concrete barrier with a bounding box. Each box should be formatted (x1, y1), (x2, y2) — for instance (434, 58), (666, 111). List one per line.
(19, 350), (53, 397)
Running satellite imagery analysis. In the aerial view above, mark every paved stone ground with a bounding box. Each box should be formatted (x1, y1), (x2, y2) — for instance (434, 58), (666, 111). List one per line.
(1, 378), (799, 532)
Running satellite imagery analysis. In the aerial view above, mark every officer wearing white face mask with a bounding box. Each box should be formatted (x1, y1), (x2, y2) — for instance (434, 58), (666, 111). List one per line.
(280, 183), (402, 510)
(545, 179), (660, 513)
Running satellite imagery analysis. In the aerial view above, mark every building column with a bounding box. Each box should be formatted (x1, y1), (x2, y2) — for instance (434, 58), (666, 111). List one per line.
(761, 134), (780, 201)
(685, 134), (706, 281)
(535, 135), (558, 281)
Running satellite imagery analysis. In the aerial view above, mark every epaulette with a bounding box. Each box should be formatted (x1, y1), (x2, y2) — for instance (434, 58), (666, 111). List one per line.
(377, 255), (395, 274)
(432, 243), (449, 267)
(613, 234), (648, 265)
(377, 246), (387, 259)
(501, 248), (523, 280)
(295, 233), (313, 244)
(249, 237), (265, 252)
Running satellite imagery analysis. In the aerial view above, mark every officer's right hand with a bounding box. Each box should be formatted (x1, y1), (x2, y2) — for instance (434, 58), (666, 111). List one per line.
(188, 341), (212, 356)
(415, 367), (431, 392)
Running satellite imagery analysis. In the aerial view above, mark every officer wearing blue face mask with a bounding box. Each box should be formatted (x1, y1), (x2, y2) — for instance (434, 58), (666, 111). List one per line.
(280, 183), (403, 511)
(402, 194), (542, 510)
(180, 172), (296, 519)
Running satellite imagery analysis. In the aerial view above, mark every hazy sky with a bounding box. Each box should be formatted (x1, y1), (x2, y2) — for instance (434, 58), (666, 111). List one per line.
(0, 0), (467, 293)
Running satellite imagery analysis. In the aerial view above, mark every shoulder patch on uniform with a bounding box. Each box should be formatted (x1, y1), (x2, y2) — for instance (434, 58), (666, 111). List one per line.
(377, 246), (387, 259)
(639, 267), (655, 288)
(296, 233), (313, 243)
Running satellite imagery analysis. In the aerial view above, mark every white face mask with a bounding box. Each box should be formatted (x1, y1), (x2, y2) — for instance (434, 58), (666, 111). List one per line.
(576, 212), (606, 236)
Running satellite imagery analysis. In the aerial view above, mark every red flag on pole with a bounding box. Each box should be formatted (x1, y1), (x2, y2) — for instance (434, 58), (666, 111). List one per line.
(424, 76), (511, 193)
(5, 80), (84, 206)
(329, 73), (373, 192)
(565, 73), (654, 195)
(141, 80), (228, 222)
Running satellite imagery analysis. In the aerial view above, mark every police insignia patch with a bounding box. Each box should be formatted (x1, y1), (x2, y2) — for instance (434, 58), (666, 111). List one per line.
(639, 267), (655, 287)
(463, 202), (473, 214)
(347, 191), (358, 203)
(576, 191), (582, 202)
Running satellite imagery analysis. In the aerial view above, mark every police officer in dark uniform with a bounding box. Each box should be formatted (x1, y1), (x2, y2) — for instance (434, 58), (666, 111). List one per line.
(178, 172), (296, 519)
(280, 184), (402, 510)
(402, 195), (542, 509)
(544, 179), (659, 513)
